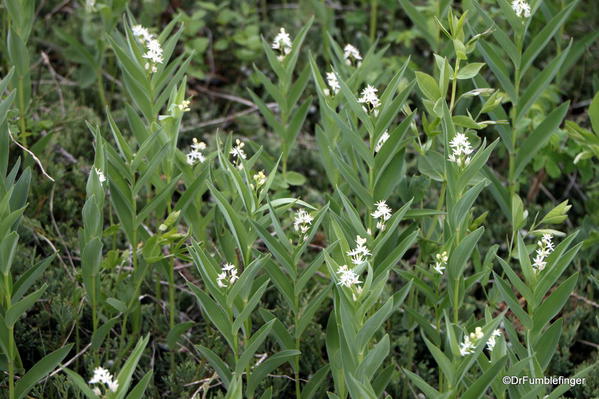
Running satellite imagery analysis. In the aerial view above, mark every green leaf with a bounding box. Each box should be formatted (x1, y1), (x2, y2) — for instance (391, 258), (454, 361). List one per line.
(125, 371), (153, 399)
(516, 43), (571, 120)
(235, 320), (275, 374)
(447, 227), (484, 280)
(64, 368), (100, 399)
(5, 284), (47, 327)
(15, 344), (73, 399)
(513, 102), (569, 179)
(246, 350), (301, 397)
(457, 63), (485, 79)
(166, 321), (195, 350)
(461, 356), (507, 399)
(196, 345), (232, 388)
(302, 364), (330, 399)
(415, 71), (442, 101)
(533, 273), (578, 335)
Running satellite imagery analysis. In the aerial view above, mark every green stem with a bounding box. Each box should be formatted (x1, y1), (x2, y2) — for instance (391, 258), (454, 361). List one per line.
(5, 275), (14, 399)
(453, 279), (459, 324)
(449, 59), (460, 113)
(369, 0), (378, 42)
(168, 260), (176, 369)
(17, 76), (27, 145)
(97, 69), (108, 110)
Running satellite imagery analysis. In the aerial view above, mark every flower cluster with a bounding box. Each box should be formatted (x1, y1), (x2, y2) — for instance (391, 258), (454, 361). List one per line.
(532, 233), (555, 272)
(177, 99), (191, 112)
(347, 236), (371, 265)
(448, 133), (474, 167)
(374, 130), (389, 153)
(358, 85), (381, 115)
(94, 168), (107, 184)
(432, 251), (448, 275)
(459, 327), (502, 356)
(371, 200), (392, 231)
(253, 170), (267, 186)
(230, 139), (247, 169)
(324, 71), (340, 96)
(89, 367), (119, 395)
(272, 28), (292, 60)
(217, 263), (239, 288)
(132, 25), (163, 73)
(186, 138), (207, 166)
(512, 0), (531, 18)
(336, 265), (363, 300)
(343, 44), (362, 66)
(293, 209), (313, 240)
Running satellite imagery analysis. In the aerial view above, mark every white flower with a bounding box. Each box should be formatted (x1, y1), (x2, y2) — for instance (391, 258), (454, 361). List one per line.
(432, 251), (448, 275)
(230, 139), (247, 160)
(186, 138), (206, 165)
(343, 44), (362, 66)
(460, 327), (502, 356)
(253, 170), (267, 186)
(132, 25), (151, 42)
(85, 0), (96, 11)
(358, 85), (380, 114)
(486, 329), (502, 351)
(374, 130), (390, 153)
(448, 133), (474, 167)
(293, 209), (313, 239)
(512, 0), (531, 18)
(371, 200), (392, 230)
(177, 99), (191, 112)
(94, 168), (106, 184)
(532, 233), (555, 272)
(132, 25), (163, 73)
(347, 235), (371, 265)
(336, 265), (361, 287)
(272, 28), (292, 59)
(459, 335), (475, 356)
(217, 263), (238, 288)
(325, 71), (340, 96)
(89, 366), (119, 394)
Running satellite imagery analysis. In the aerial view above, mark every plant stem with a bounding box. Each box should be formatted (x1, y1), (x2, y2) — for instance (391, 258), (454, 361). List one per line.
(168, 260), (176, 370)
(369, 0), (378, 42)
(449, 59), (460, 113)
(5, 276), (14, 399)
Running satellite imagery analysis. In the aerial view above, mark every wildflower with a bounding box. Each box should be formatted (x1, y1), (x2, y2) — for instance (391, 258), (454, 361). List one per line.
(486, 329), (502, 351)
(459, 335), (475, 356)
(132, 24), (163, 73)
(343, 44), (362, 66)
(94, 168), (106, 184)
(358, 85), (380, 115)
(293, 209), (313, 240)
(511, 0), (531, 18)
(448, 132), (474, 167)
(216, 263), (239, 288)
(186, 138), (207, 165)
(374, 130), (390, 153)
(230, 139), (247, 160)
(347, 236), (371, 265)
(177, 99), (191, 112)
(532, 233), (554, 272)
(272, 28), (292, 60)
(432, 251), (448, 275)
(89, 366), (119, 394)
(371, 200), (392, 230)
(336, 265), (363, 300)
(325, 71), (340, 96)
(85, 0), (96, 11)
(459, 327), (501, 356)
(253, 170), (267, 186)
